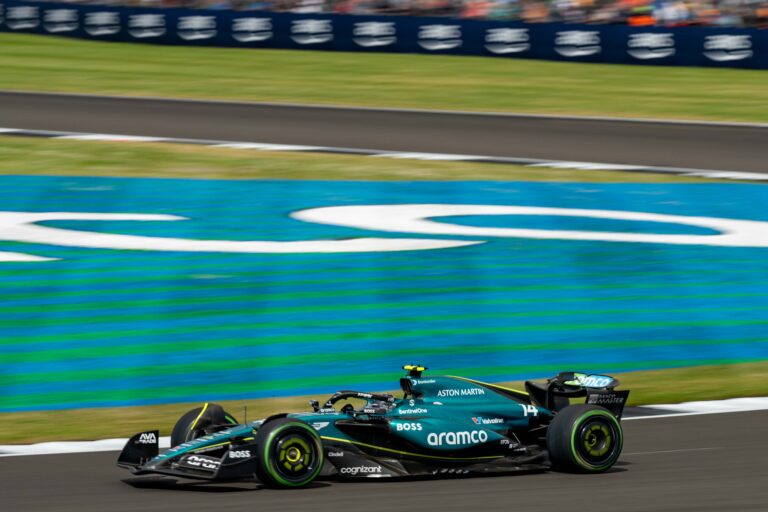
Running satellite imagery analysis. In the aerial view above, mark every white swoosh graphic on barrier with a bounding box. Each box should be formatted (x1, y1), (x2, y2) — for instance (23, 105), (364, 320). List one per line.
(293, 204), (768, 247)
(0, 211), (478, 261)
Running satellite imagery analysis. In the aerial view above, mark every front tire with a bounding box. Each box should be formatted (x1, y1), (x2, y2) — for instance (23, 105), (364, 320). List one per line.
(255, 418), (324, 488)
(547, 404), (623, 473)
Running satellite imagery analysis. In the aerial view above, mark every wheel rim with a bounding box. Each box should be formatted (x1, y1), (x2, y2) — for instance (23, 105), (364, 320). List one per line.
(576, 418), (619, 466)
(267, 427), (321, 484)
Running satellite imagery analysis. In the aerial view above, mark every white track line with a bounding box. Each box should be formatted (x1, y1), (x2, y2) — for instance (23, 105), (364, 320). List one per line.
(3, 89), (768, 129)
(1, 126), (766, 182)
(0, 437), (171, 457)
(623, 396), (768, 421)
(1, 397), (767, 457)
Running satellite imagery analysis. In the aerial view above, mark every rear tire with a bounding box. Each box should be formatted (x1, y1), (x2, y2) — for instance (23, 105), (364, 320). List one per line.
(170, 404), (238, 447)
(255, 418), (324, 488)
(547, 404), (623, 473)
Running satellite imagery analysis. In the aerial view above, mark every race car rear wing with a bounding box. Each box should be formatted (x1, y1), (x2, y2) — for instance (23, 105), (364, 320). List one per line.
(525, 372), (630, 419)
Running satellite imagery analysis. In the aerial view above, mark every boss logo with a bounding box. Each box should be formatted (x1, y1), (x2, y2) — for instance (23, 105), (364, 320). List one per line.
(394, 422), (423, 431)
(228, 450), (251, 459)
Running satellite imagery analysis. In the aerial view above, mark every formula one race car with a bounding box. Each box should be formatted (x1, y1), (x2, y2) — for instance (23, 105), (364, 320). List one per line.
(118, 366), (629, 488)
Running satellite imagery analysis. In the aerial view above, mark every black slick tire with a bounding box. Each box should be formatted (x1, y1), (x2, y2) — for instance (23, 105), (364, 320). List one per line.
(547, 404), (623, 473)
(255, 418), (324, 489)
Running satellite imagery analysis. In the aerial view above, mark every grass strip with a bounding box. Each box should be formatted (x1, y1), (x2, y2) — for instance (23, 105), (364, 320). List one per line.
(1, 33), (767, 123)
(0, 135), (718, 183)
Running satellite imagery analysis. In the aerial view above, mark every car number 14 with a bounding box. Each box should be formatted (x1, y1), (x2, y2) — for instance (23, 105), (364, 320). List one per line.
(519, 404), (539, 417)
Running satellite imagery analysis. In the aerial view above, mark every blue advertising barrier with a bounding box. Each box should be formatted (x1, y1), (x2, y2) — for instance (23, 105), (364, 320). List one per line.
(1, 0), (766, 69)
(2, 175), (768, 411)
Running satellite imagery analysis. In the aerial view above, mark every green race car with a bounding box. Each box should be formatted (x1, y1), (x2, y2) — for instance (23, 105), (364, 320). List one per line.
(117, 365), (629, 488)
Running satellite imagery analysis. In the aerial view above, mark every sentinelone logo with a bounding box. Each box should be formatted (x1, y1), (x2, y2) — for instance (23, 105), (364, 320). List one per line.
(2, 204), (768, 262)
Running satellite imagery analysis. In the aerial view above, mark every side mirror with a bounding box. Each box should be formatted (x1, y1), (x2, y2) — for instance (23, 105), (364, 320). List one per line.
(309, 400), (320, 412)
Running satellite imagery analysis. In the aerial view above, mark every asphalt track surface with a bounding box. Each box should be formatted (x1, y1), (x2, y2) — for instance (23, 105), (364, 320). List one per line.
(1, 91), (767, 173)
(1, 410), (766, 512)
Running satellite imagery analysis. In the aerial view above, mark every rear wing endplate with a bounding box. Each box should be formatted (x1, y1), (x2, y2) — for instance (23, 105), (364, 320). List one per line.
(526, 372), (630, 419)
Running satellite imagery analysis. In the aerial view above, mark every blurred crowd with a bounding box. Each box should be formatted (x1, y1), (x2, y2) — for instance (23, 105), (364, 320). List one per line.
(51, 0), (768, 27)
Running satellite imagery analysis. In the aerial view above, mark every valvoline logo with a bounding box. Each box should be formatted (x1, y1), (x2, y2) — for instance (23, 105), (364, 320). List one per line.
(472, 417), (504, 425)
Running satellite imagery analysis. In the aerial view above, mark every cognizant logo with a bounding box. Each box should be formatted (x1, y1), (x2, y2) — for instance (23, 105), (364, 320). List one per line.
(427, 430), (488, 446)
(340, 466), (382, 475)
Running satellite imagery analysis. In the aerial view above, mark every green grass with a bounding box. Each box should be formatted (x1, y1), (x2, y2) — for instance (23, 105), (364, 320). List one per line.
(1, 33), (767, 123)
(2, 361), (767, 444)
(0, 135), (717, 182)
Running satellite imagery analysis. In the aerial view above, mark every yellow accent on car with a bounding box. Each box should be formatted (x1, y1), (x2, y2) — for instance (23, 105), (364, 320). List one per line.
(189, 403), (209, 434)
(191, 440), (231, 452)
(320, 436), (502, 461)
(190, 436), (254, 453)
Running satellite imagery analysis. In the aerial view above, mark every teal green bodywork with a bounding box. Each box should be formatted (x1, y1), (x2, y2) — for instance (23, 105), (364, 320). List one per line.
(149, 375), (553, 467)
